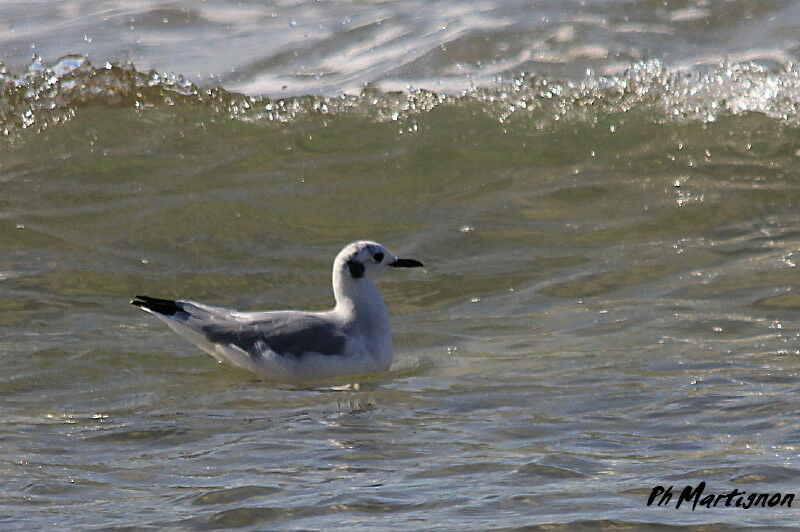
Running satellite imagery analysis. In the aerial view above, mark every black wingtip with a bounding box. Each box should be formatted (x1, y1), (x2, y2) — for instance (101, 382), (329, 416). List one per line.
(131, 295), (182, 316)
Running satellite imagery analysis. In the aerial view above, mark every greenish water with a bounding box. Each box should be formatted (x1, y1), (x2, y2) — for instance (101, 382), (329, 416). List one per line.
(6, 12), (800, 529)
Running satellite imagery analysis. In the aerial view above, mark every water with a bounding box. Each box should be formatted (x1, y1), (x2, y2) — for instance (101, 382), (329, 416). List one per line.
(4, 1), (800, 529)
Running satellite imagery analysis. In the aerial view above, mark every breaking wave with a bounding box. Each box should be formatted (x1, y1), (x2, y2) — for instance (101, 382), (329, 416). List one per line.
(3, 55), (800, 137)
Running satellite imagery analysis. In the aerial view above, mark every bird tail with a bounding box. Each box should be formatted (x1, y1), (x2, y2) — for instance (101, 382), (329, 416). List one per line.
(131, 295), (185, 316)
(131, 294), (248, 368)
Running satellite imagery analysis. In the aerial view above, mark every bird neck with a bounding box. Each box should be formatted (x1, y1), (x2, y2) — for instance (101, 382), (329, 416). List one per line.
(333, 272), (390, 326)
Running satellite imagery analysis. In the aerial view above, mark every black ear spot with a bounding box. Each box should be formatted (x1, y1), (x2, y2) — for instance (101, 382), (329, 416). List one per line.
(347, 259), (365, 279)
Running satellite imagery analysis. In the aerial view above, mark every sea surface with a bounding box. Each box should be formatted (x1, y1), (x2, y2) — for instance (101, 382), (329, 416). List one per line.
(5, 0), (800, 529)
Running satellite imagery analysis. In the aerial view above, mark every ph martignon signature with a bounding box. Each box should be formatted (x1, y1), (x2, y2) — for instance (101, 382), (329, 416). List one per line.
(647, 482), (794, 510)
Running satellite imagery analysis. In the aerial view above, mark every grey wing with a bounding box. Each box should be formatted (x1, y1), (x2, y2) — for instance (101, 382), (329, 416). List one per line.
(200, 313), (347, 358)
(176, 300), (239, 320)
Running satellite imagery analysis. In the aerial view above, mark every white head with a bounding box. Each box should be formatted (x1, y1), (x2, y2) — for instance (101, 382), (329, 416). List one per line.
(331, 240), (423, 310)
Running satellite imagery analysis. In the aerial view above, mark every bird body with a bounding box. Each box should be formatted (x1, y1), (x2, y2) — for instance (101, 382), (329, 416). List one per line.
(131, 241), (423, 384)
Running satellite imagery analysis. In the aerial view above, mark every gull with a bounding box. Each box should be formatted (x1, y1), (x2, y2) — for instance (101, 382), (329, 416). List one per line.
(131, 241), (423, 384)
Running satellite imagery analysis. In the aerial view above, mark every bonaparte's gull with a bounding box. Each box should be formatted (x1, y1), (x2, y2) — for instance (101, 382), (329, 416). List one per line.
(131, 241), (423, 384)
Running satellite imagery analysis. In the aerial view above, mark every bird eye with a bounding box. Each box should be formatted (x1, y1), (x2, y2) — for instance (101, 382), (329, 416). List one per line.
(373, 252), (384, 263)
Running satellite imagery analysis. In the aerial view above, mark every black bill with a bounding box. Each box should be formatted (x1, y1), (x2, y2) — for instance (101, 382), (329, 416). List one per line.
(389, 258), (424, 268)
